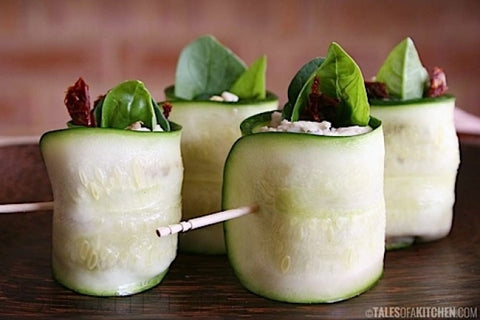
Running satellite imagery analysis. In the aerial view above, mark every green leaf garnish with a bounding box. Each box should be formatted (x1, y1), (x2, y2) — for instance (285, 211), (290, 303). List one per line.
(174, 35), (247, 100)
(229, 55), (267, 100)
(318, 42), (370, 126)
(287, 57), (325, 104)
(289, 69), (320, 122)
(92, 96), (104, 127)
(289, 42), (370, 126)
(282, 57), (324, 120)
(376, 37), (429, 100)
(100, 80), (159, 130)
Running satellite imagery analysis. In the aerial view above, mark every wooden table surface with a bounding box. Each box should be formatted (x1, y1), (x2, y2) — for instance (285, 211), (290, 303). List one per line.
(0, 140), (479, 319)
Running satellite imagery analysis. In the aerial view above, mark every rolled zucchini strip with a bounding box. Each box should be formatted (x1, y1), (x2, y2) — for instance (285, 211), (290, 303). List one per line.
(167, 88), (278, 254)
(370, 95), (460, 249)
(40, 125), (183, 296)
(223, 112), (385, 303)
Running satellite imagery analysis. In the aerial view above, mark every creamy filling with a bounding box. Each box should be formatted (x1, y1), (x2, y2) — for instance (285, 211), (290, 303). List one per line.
(259, 112), (372, 136)
(209, 91), (239, 102)
(127, 121), (164, 132)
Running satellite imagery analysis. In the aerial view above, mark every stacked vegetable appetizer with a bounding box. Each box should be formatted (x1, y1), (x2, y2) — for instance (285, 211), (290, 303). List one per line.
(223, 43), (385, 303)
(165, 35), (278, 254)
(41, 79), (183, 296)
(38, 35), (459, 302)
(367, 38), (460, 249)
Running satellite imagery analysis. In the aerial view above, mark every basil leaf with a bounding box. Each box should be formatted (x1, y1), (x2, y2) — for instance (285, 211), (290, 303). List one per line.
(229, 55), (266, 100)
(100, 80), (157, 130)
(283, 57), (324, 120)
(281, 101), (293, 120)
(289, 71), (318, 122)
(174, 35), (247, 100)
(92, 96), (104, 127)
(289, 43), (369, 126)
(376, 37), (429, 100)
(317, 42), (370, 126)
(287, 57), (324, 104)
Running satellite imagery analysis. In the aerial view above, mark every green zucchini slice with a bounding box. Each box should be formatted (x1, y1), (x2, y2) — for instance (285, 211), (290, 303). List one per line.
(222, 112), (385, 303)
(166, 92), (278, 254)
(40, 125), (183, 296)
(370, 96), (459, 248)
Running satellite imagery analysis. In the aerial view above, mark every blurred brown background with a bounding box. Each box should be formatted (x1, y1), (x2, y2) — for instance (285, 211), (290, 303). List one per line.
(1, 0), (479, 134)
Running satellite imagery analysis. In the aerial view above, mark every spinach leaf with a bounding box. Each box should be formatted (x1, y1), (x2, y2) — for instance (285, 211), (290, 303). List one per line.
(174, 35), (247, 100)
(100, 80), (157, 130)
(229, 55), (266, 100)
(375, 37), (429, 100)
(317, 42), (370, 126)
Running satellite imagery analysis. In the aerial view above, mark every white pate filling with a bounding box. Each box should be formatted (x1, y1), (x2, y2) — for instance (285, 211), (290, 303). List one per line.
(127, 121), (164, 132)
(259, 112), (372, 136)
(209, 91), (239, 102)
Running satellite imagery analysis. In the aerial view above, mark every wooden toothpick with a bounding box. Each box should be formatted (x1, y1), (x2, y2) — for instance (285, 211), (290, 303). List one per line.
(0, 201), (53, 213)
(0, 200), (258, 237)
(156, 205), (258, 237)
(0, 135), (40, 147)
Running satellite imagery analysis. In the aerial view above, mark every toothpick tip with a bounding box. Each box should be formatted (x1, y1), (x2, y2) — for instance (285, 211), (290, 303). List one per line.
(156, 227), (171, 237)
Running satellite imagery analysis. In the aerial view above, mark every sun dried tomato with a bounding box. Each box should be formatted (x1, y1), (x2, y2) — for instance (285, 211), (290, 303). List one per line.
(365, 81), (389, 100)
(64, 78), (94, 127)
(311, 74), (320, 95)
(300, 76), (339, 122)
(426, 67), (448, 97)
(161, 102), (172, 119)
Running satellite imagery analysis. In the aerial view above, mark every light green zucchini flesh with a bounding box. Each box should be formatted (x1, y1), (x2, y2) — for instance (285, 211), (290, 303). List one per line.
(166, 90), (278, 254)
(40, 126), (183, 296)
(370, 95), (460, 249)
(223, 112), (385, 303)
